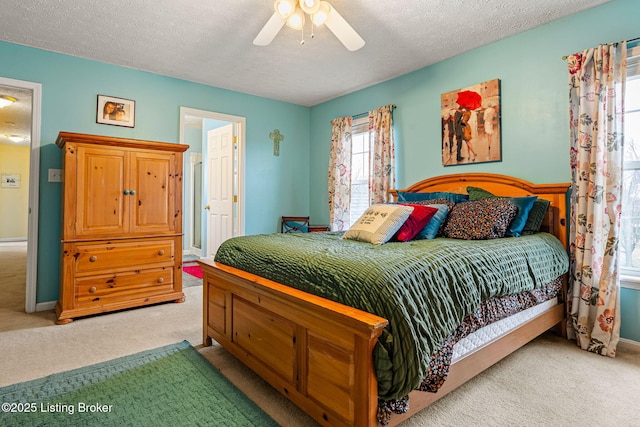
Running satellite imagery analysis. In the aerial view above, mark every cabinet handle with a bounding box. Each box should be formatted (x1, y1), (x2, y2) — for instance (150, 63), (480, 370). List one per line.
(89, 287), (97, 294)
(157, 277), (165, 284)
(124, 190), (130, 195)
(130, 190), (136, 195)
(89, 255), (97, 262)
(158, 250), (165, 256)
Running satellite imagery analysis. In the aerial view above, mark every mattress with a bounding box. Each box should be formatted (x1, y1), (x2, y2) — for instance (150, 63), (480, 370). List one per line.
(452, 297), (558, 362)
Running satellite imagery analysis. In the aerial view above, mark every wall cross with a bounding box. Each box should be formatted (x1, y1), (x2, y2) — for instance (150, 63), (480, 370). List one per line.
(269, 129), (284, 156)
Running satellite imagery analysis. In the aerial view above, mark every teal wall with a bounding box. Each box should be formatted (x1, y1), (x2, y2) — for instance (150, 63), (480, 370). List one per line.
(0, 40), (309, 303)
(308, 0), (640, 342)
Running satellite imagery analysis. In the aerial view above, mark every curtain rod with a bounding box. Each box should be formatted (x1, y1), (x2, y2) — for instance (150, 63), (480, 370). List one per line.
(562, 36), (640, 60)
(352, 104), (396, 119)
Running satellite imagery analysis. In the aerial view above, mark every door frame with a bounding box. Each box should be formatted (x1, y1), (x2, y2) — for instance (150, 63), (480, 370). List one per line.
(179, 107), (245, 252)
(0, 76), (42, 313)
(187, 151), (203, 257)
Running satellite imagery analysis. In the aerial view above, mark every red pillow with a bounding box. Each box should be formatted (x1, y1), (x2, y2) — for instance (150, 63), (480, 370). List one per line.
(394, 204), (439, 242)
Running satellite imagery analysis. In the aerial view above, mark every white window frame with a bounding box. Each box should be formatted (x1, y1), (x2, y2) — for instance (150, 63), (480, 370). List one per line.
(620, 44), (640, 290)
(348, 116), (370, 227)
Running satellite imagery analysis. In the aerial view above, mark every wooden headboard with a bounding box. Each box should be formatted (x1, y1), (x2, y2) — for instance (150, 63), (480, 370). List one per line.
(389, 173), (570, 249)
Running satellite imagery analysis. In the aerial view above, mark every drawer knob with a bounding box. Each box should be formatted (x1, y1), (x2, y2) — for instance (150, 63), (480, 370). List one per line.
(158, 250), (165, 256)
(89, 255), (97, 262)
(130, 190), (136, 195)
(124, 190), (130, 195)
(89, 287), (97, 294)
(157, 277), (165, 283)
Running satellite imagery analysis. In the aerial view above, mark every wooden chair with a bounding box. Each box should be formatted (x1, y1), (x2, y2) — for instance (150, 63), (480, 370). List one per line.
(281, 216), (309, 233)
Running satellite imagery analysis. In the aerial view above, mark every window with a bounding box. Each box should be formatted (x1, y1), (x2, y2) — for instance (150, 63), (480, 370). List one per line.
(349, 117), (370, 227)
(620, 45), (640, 288)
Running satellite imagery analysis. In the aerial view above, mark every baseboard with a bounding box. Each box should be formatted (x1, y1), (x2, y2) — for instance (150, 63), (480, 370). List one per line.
(35, 300), (57, 312)
(183, 248), (202, 257)
(618, 338), (640, 354)
(0, 239), (27, 245)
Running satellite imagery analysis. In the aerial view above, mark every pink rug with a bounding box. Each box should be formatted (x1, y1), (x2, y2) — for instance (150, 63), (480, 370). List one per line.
(183, 265), (203, 279)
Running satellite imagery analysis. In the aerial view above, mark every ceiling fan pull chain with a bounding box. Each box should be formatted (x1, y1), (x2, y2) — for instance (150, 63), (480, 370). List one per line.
(300, 26), (305, 45)
(310, 18), (315, 39)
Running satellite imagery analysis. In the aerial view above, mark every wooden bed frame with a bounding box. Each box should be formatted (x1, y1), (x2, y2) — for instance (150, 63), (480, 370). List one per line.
(199, 173), (570, 426)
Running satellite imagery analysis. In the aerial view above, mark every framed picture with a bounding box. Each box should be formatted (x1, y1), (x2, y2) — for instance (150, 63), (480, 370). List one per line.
(1, 173), (20, 188)
(97, 95), (136, 128)
(441, 79), (501, 166)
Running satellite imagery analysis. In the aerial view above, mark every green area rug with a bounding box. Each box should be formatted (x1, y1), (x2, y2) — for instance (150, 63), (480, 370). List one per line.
(0, 341), (278, 426)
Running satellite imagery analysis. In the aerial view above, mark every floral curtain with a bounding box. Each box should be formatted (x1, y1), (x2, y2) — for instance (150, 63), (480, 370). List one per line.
(368, 105), (396, 205)
(567, 42), (626, 357)
(328, 116), (352, 231)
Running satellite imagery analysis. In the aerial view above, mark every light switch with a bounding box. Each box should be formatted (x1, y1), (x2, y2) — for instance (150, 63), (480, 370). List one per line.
(48, 168), (62, 182)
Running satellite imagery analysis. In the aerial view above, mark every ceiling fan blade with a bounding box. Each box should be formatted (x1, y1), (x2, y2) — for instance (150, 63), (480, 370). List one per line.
(253, 12), (286, 46)
(324, 6), (365, 52)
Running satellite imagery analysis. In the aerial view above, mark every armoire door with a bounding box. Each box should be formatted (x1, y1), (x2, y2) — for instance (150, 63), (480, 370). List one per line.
(128, 150), (177, 235)
(74, 145), (128, 238)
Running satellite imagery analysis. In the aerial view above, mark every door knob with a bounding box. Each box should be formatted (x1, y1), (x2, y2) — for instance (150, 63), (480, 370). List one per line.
(204, 205), (210, 210)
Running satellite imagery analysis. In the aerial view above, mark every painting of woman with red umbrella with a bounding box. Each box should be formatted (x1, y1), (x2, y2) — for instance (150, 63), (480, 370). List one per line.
(440, 79), (501, 166)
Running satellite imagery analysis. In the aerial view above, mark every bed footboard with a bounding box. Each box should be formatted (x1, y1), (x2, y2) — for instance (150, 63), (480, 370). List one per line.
(200, 259), (388, 427)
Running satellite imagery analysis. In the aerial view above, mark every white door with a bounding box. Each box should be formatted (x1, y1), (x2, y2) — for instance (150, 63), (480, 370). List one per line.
(206, 124), (234, 258)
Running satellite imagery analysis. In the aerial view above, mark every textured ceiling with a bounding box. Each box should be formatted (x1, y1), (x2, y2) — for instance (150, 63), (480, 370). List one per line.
(0, 0), (608, 108)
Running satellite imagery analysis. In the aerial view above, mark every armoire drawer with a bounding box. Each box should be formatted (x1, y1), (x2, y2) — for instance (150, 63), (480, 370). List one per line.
(75, 268), (174, 306)
(73, 240), (174, 273)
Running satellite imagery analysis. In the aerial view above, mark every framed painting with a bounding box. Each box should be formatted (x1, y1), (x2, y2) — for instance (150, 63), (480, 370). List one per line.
(441, 79), (501, 166)
(97, 95), (136, 128)
(1, 173), (20, 188)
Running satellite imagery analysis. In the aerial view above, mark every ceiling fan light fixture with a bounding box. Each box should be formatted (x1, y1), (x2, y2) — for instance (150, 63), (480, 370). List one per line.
(274, 0), (296, 18)
(311, 1), (331, 26)
(299, 0), (321, 15)
(256, 0), (363, 51)
(286, 7), (305, 30)
(0, 95), (17, 108)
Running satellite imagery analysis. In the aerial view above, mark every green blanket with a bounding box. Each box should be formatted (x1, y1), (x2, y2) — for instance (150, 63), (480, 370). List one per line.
(214, 232), (569, 400)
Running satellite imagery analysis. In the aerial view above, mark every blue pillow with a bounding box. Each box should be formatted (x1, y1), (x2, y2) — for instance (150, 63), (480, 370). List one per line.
(505, 196), (538, 237)
(415, 204), (450, 240)
(397, 191), (468, 204)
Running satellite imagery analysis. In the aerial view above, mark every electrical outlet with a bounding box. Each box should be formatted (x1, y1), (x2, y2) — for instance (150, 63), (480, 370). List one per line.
(48, 168), (62, 182)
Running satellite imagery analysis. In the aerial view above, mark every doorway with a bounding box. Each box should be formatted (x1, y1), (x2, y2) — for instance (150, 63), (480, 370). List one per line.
(0, 76), (42, 314)
(179, 107), (245, 260)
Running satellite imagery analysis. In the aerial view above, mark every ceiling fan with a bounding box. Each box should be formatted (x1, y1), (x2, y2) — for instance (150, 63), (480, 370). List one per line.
(253, 0), (365, 51)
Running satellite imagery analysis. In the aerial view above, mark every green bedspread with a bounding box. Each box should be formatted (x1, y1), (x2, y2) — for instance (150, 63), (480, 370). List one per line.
(214, 232), (569, 400)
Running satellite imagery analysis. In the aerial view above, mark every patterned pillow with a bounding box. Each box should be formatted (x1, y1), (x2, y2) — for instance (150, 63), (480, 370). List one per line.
(442, 198), (518, 240)
(408, 198), (456, 211)
(467, 186), (549, 235)
(394, 204), (439, 242)
(343, 204), (414, 245)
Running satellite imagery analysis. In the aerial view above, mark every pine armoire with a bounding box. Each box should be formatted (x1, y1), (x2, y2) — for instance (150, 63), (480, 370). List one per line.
(55, 132), (189, 324)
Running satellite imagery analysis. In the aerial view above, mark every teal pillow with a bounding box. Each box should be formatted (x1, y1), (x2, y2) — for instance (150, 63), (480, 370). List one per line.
(397, 191), (468, 204)
(504, 196), (537, 236)
(414, 204), (449, 240)
(466, 186), (538, 237)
